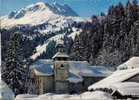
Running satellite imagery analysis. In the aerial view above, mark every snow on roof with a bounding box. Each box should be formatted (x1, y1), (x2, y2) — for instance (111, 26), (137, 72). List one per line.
(30, 60), (113, 83)
(112, 82), (139, 96)
(67, 61), (89, 83)
(34, 66), (53, 76)
(30, 59), (53, 76)
(88, 68), (139, 91)
(67, 61), (114, 83)
(81, 66), (114, 77)
(117, 57), (139, 70)
(52, 52), (69, 59)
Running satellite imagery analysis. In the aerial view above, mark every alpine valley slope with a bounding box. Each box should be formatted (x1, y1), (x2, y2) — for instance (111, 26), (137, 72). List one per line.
(1, 2), (88, 60)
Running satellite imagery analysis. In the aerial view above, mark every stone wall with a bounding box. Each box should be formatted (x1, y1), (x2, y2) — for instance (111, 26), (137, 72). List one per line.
(42, 75), (54, 93)
(33, 75), (54, 94)
(54, 61), (69, 93)
(35, 76), (42, 94)
(29, 70), (54, 94)
(54, 61), (69, 80)
(55, 81), (69, 93)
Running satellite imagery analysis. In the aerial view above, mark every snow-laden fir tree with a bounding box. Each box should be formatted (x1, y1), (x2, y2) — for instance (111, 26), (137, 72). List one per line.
(70, 0), (138, 67)
(2, 31), (26, 95)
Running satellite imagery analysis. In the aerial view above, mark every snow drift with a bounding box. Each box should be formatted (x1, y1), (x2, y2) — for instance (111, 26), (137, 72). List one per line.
(15, 91), (113, 100)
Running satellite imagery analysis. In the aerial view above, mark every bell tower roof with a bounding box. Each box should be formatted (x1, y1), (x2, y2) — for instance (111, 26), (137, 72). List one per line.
(52, 43), (69, 60)
(52, 52), (69, 59)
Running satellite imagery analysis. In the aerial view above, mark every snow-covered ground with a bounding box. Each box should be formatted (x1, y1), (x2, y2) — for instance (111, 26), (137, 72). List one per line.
(15, 91), (113, 100)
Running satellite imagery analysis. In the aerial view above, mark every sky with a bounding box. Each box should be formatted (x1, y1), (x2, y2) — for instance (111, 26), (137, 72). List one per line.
(0, 0), (136, 18)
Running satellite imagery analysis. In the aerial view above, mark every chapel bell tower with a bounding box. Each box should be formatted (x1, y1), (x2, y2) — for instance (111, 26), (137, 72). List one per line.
(52, 44), (70, 93)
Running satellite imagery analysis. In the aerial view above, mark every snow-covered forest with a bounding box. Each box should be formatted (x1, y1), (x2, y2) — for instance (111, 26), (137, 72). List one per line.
(70, 0), (139, 67)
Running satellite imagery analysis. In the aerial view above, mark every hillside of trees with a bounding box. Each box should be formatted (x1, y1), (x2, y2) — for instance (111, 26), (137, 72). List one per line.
(69, 0), (139, 68)
(1, 0), (138, 68)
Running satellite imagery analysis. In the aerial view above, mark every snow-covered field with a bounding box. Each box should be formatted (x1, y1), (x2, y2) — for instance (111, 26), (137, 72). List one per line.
(15, 91), (113, 100)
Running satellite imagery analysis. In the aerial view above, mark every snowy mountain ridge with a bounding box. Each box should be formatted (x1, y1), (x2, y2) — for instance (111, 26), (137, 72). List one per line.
(1, 2), (83, 28)
(10, 2), (78, 19)
(1, 2), (87, 60)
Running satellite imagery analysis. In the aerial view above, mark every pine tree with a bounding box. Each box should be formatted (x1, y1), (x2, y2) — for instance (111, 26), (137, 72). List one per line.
(2, 31), (26, 95)
(132, 0), (138, 21)
(70, 34), (83, 60)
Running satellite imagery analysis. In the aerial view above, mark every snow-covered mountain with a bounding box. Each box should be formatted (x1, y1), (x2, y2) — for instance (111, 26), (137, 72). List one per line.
(1, 2), (88, 60)
(1, 2), (85, 28)
(10, 2), (78, 19)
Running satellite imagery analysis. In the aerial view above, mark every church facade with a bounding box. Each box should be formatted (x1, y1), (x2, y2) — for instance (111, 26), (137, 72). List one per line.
(28, 44), (113, 94)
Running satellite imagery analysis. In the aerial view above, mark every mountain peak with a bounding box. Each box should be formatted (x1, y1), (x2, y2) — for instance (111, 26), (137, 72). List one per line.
(9, 2), (78, 19)
(50, 2), (78, 17)
(36, 2), (46, 6)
